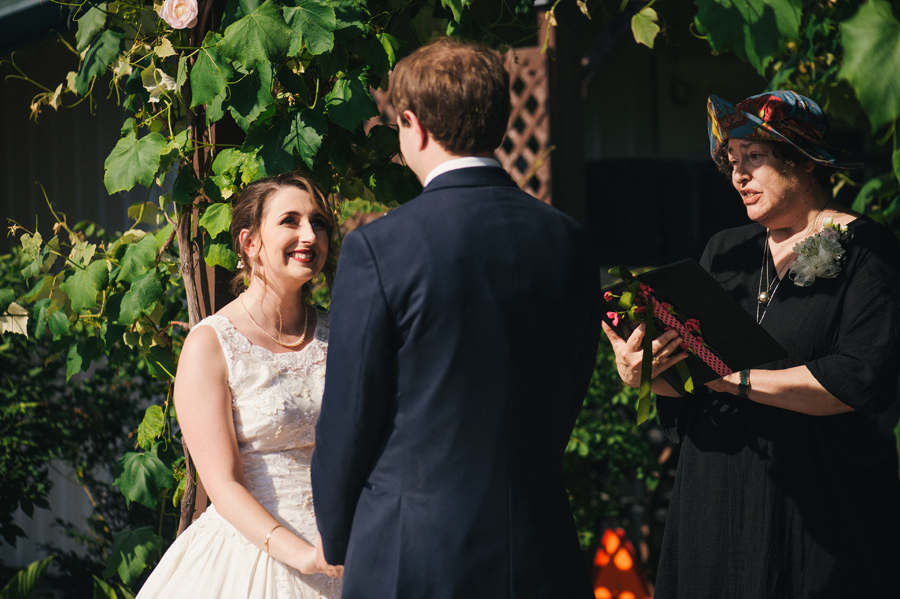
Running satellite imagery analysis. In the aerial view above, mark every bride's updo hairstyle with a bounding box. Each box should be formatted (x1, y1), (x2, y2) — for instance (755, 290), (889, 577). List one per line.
(230, 173), (338, 297)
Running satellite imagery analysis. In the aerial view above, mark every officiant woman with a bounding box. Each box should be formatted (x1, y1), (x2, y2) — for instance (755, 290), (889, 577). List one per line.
(603, 90), (900, 598)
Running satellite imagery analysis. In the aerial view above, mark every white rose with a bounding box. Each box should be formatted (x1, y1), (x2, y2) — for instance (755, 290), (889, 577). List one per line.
(160, 0), (198, 29)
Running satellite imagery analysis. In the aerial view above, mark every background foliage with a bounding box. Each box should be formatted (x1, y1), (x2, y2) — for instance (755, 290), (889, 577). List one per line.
(5, 0), (900, 595)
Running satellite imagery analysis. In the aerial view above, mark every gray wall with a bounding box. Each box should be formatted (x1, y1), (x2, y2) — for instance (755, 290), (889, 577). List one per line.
(2, 33), (140, 253)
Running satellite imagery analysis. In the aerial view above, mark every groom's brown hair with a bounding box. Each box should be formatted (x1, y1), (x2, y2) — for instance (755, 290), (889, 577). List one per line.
(390, 37), (510, 156)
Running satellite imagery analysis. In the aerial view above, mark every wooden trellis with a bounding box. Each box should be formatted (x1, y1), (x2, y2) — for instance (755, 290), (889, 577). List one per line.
(499, 47), (551, 204)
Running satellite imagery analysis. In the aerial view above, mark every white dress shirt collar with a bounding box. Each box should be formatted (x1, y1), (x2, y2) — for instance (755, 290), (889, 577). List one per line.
(422, 156), (502, 188)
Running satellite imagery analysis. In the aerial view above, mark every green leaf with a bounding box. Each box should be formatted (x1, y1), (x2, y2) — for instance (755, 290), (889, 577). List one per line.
(59, 260), (109, 313)
(117, 234), (159, 283)
(218, 0), (295, 70)
(199, 202), (234, 237)
(207, 92), (227, 125)
(176, 54), (188, 89)
(839, 0), (900, 132)
(325, 68), (379, 131)
(364, 33), (401, 81)
(0, 288), (15, 313)
(113, 446), (175, 509)
(172, 167), (202, 205)
(137, 405), (165, 451)
(694, 0), (802, 76)
(75, 4), (108, 52)
(227, 63), (275, 131)
(283, 0), (337, 56)
(245, 118), (295, 176)
(440, 0), (468, 22)
(894, 146), (900, 188)
(631, 7), (660, 49)
(20, 232), (42, 261)
(276, 63), (309, 94)
(367, 162), (421, 204)
(74, 29), (124, 96)
(332, 0), (367, 41)
(366, 124), (400, 158)
(315, 48), (348, 79)
(23, 276), (52, 304)
(376, 33), (401, 71)
(409, 3), (447, 46)
(172, 476), (187, 508)
(146, 346), (177, 380)
(222, 0), (250, 27)
(33, 298), (50, 339)
(48, 310), (69, 338)
(190, 33), (233, 108)
(66, 336), (102, 381)
(70, 240), (97, 267)
(290, 108), (328, 169)
(102, 527), (163, 586)
(204, 241), (239, 270)
(118, 273), (163, 324)
(92, 575), (133, 599)
(0, 556), (54, 599)
(104, 130), (168, 193)
(127, 202), (163, 226)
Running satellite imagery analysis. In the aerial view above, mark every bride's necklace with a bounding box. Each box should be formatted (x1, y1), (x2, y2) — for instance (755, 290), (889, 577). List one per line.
(756, 200), (830, 324)
(239, 294), (308, 348)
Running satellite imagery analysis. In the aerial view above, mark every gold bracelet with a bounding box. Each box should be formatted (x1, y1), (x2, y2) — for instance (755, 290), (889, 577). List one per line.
(264, 524), (283, 554)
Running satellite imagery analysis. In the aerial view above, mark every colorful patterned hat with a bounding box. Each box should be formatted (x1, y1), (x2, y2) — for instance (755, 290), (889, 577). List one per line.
(707, 90), (862, 169)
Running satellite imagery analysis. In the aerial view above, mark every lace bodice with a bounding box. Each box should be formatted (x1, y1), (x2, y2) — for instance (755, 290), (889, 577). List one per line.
(199, 313), (328, 455)
(187, 310), (340, 598)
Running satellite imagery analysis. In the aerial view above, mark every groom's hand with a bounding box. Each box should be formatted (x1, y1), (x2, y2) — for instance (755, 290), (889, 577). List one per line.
(316, 534), (344, 578)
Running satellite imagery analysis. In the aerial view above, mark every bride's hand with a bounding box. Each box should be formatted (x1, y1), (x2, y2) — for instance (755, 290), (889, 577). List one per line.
(602, 321), (686, 387)
(315, 534), (344, 578)
(295, 543), (319, 575)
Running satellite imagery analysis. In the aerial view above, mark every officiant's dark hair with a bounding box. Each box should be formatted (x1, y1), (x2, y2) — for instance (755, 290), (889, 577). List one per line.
(230, 173), (338, 296)
(390, 37), (510, 156)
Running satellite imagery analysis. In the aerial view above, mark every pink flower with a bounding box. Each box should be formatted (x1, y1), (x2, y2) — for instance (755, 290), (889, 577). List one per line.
(684, 318), (700, 332)
(633, 305), (646, 314)
(603, 291), (613, 302)
(160, 0), (198, 29)
(606, 312), (620, 327)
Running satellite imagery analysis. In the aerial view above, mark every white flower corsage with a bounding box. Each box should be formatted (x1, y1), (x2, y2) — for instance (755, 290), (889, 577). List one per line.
(789, 217), (852, 287)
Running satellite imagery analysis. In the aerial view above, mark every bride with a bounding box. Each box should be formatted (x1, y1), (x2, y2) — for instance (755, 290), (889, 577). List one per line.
(137, 173), (343, 598)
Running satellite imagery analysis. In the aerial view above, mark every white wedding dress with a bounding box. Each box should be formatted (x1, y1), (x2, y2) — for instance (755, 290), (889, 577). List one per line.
(136, 311), (341, 598)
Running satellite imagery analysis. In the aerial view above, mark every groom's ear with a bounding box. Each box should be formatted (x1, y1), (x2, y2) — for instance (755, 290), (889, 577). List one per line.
(401, 109), (429, 151)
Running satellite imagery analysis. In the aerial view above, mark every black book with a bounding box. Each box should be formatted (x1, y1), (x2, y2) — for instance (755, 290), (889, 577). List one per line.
(600, 259), (787, 391)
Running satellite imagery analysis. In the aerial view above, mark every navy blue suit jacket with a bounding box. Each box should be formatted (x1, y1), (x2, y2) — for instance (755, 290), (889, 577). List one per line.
(311, 167), (601, 598)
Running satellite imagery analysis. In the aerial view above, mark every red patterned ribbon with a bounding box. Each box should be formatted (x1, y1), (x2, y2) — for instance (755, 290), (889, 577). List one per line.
(651, 300), (733, 378)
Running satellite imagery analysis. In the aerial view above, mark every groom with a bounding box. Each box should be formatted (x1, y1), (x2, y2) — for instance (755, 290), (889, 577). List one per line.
(311, 37), (601, 598)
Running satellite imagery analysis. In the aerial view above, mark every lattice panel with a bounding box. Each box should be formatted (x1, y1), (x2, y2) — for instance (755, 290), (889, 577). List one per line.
(499, 48), (551, 204)
(368, 45), (551, 204)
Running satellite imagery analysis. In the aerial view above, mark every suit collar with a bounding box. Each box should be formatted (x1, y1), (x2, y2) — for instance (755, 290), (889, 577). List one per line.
(422, 166), (518, 193)
(422, 157), (501, 187)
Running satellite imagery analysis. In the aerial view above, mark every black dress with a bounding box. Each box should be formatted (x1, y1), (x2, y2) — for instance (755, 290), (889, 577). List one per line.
(655, 217), (900, 598)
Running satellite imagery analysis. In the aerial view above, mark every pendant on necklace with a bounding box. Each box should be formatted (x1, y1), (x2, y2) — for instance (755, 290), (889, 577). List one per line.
(758, 290), (770, 305)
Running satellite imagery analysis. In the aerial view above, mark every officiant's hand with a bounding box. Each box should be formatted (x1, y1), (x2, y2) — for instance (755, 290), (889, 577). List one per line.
(602, 322), (686, 388)
(315, 534), (344, 578)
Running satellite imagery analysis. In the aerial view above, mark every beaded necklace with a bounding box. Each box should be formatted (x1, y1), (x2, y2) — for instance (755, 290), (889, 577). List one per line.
(239, 294), (308, 348)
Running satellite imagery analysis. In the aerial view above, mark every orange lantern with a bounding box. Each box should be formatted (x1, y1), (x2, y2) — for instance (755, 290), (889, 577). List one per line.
(592, 528), (652, 599)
